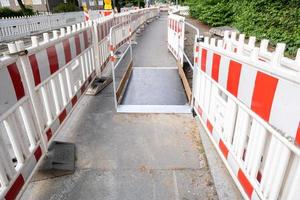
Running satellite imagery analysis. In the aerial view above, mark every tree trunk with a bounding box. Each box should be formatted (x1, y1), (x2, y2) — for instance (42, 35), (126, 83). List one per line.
(16, 0), (26, 13)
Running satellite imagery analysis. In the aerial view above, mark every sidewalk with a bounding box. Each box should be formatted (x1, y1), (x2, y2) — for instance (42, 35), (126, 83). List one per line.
(20, 13), (240, 200)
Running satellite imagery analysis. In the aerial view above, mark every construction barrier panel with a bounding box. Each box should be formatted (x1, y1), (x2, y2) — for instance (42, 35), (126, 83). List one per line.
(193, 31), (300, 200)
(167, 13), (185, 66)
(0, 49), (45, 200)
(0, 7), (160, 200)
(0, 10), (102, 43)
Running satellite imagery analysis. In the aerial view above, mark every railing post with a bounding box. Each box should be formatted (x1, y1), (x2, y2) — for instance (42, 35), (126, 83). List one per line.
(92, 20), (101, 77)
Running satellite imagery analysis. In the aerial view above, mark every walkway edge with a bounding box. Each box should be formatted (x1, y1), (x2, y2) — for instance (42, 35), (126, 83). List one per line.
(197, 118), (242, 200)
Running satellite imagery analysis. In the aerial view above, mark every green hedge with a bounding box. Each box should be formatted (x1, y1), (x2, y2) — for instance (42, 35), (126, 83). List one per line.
(0, 7), (34, 18)
(53, 3), (79, 13)
(185, 0), (300, 57)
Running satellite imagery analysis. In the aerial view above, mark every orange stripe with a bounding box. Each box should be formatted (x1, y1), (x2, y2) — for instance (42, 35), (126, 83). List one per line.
(207, 120), (213, 134)
(7, 63), (25, 100)
(59, 109), (67, 124)
(212, 53), (221, 82)
(47, 46), (59, 74)
(110, 56), (116, 62)
(74, 34), (81, 55)
(63, 39), (72, 63)
(197, 106), (203, 117)
(251, 72), (278, 121)
(83, 30), (89, 49)
(5, 175), (24, 200)
(46, 129), (52, 141)
(194, 57), (198, 64)
(29, 54), (41, 86)
(34, 146), (42, 161)
(109, 45), (114, 51)
(219, 139), (229, 158)
(71, 95), (78, 107)
(227, 60), (242, 97)
(256, 171), (262, 183)
(237, 169), (254, 199)
(295, 122), (300, 145)
(201, 49), (207, 71)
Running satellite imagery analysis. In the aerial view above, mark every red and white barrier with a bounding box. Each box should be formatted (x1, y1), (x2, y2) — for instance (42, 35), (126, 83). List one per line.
(0, 7), (160, 200)
(0, 56), (45, 200)
(168, 14), (185, 65)
(193, 33), (300, 200)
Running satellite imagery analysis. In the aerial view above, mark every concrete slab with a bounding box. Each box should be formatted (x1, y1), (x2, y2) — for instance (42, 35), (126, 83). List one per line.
(21, 84), (218, 200)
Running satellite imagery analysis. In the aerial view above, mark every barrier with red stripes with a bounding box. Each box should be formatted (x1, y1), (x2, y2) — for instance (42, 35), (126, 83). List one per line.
(26, 23), (95, 146)
(0, 7), (160, 199)
(0, 55), (45, 200)
(167, 14), (185, 65)
(193, 33), (300, 200)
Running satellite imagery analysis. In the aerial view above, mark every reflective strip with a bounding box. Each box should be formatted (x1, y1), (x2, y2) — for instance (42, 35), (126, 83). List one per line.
(0, 63), (22, 113)
(71, 95), (78, 107)
(201, 48), (207, 71)
(251, 72), (278, 121)
(219, 139), (229, 159)
(46, 46), (59, 74)
(227, 60), (242, 97)
(211, 53), (221, 82)
(237, 169), (254, 199)
(296, 123), (300, 145)
(4, 146), (42, 200)
(5, 175), (24, 200)
(83, 30), (89, 49)
(58, 109), (67, 124)
(46, 128), (52, 141)
(74, 34), (81, 55)
(207, 119), (213, 134)
(63, 39), (72, 63)
(29, 55), (41, 86)
(7, 63), (25, 100)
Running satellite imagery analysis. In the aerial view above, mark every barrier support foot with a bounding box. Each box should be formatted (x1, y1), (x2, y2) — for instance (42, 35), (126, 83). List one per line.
(31, 141), (75, 181)
(86, 76), (112, 96)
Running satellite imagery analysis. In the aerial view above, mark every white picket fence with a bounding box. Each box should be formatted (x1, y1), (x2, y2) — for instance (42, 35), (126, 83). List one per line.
(0, 10), (102, 42)
(168, 5), (189, 16)
(0, 7), (159, 200)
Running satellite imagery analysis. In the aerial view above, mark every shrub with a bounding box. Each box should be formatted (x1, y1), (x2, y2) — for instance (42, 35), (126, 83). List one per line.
(0, 6), (34, 18)
(53, 3), (79, 13)
(185, 0), (300, 57)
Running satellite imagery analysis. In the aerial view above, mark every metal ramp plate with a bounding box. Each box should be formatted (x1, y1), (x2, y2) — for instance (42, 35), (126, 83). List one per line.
(118, 67), (191, 113)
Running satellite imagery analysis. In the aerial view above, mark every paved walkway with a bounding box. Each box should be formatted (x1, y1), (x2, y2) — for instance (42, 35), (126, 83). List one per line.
(20, 13), (241, 200)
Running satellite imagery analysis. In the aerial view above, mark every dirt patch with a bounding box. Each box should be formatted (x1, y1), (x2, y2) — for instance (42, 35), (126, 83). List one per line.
(139, 165), (151, 173)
